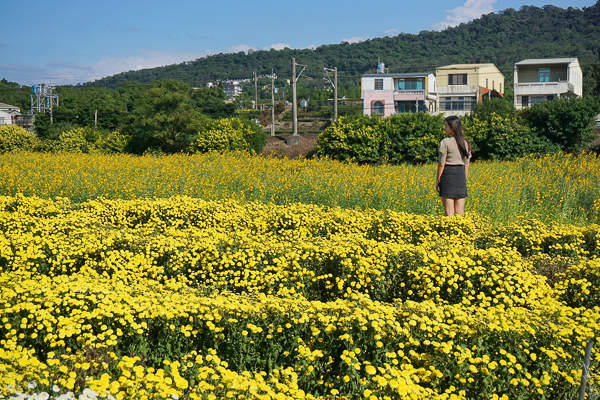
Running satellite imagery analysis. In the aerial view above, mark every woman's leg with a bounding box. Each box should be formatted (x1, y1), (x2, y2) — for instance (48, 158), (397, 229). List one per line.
(442, 197), (455, 217)
(454, 198), (466, 216)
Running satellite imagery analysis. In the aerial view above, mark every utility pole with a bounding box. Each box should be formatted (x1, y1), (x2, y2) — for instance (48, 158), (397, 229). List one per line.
(254, 71), (258, 110)
(94, 110), (98, 127)
(324, 67), (338, 121)
(49, 85), (53, 125)
(334, 67), (338, 120)
(271, 71), (276, 137)
(288, 58), (306, 145)
(292, 59), (297, 136)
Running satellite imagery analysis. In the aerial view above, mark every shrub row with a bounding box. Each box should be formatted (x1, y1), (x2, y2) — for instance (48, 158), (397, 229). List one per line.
(0, 117), (266, 155)
(315, 97), (600, 164)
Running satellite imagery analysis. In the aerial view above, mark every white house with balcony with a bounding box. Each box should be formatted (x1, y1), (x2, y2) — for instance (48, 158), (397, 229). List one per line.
(513, 58), (582, 109)
(0, 102), (22, 126)
(361, 73), (436, 117)
(0, 102), (35, 131)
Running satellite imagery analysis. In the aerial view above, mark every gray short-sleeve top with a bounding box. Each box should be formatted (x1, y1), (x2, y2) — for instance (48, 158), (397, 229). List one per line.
(438, 137), (471, 166)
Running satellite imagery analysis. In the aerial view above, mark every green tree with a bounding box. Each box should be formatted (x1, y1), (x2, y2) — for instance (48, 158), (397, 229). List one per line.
(462, 112), (559, 160)
(191, 86), (236, 119)
(520, 97), (600, 152)
(469, 97), (516, 120)
(125, 80), (210, 154)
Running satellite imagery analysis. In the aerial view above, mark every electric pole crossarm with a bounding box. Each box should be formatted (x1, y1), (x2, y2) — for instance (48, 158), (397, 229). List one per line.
(323, 67), (338, 121)
(294, 62), (308, 83)
(324, 68), (336, 88)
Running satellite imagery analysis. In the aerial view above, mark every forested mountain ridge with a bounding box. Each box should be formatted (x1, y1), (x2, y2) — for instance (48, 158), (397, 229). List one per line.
(86, 2), (600, 94)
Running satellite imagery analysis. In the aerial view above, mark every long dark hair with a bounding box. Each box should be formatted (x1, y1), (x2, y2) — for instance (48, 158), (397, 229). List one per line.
(444, 116), (472, 158)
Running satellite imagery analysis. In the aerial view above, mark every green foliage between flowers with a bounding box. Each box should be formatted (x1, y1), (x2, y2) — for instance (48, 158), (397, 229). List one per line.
(318, 103), (600, 164)
(521, 97), (600, 152)
(382, 113), (446, 164)
(315, 113), (445, 164)
(38, 127), (96, 153)
(191, 117), (267, 155)
(0, 125), (39, 153)
(95, 130), (132, 154)
(462, 113), (560, 161)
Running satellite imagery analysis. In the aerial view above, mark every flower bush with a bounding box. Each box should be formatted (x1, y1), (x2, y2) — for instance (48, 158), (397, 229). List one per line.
(0, 195), (598, 399)
(0, 125), (38, 153)
(191, 117), (267, 155)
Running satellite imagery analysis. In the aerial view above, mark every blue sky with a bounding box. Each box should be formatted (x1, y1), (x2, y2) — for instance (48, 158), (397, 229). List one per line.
(0, 0), (595, 86)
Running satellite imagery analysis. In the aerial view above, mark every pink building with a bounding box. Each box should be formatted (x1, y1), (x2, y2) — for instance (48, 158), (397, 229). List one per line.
(361, 73), (436, 117)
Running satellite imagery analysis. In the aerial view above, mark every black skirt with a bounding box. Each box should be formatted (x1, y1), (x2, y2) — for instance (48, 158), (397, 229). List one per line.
(439, 165), (468, 198)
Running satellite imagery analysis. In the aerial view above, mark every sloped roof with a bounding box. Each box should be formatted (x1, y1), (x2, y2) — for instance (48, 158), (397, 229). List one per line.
(0, 102), (20, 111)
(437, 63), (497, 69)
(361, 72), (433, 78)
(515, 58), (578, 66)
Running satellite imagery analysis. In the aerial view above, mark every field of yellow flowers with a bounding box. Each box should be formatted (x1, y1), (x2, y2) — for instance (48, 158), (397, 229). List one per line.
(1, 192), (599, 399)
(0, 151), (599, 224)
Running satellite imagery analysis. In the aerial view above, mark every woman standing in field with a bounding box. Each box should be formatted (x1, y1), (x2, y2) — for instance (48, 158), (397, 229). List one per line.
(436, 116), (472, 217)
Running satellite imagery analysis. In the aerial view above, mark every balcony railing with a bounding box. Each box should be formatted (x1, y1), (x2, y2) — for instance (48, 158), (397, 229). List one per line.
(436, 85), (480, 95)
(0, 115), (35, 130)
(514, 81), (574, 96)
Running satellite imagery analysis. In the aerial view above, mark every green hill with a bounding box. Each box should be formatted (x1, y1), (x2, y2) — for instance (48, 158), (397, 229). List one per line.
(86, 2), (600, 95)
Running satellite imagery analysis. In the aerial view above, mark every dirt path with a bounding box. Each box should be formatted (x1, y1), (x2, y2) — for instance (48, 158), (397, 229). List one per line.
(260, 134), (319, 159)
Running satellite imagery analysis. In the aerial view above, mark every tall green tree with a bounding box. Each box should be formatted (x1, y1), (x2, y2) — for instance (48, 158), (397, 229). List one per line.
(125, 80), (209, 154)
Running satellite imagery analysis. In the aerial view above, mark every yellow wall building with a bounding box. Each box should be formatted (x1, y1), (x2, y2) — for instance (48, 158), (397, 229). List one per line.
(435, 64), (504, 116)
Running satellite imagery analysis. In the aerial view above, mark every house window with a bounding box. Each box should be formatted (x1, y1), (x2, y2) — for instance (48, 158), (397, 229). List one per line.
(500, 83), (502, 93)
(531, 96), (546, 104)
(448, 74), (467, 85)
(539, 68), (550, 82)
(395, 100), (424, 113)
(440, 96), (476, 111)
(522, 96), (529, 107)
(374, 79), (384, 90)
(372, 101), (384, 115)
(546, 95), (554, 101)
(397, 78), (423, 90)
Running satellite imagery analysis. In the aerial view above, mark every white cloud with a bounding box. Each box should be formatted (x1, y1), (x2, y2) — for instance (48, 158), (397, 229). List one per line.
(0, 41), (305, 85)
(341, 36), (369, 44)
(223, 43), (290, 54)
(268, 43), (290, 51)
(47, 61), (92, 70)
(384, 29), (399, 37)
(90, 49), (212, 76)
(431, 0), (497, 31)
(5, 49), (213, 85)
(224, 44), (254, 53)
(0, 63), (45, 72)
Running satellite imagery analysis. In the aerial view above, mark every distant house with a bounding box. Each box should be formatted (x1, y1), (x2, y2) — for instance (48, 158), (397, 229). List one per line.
(0, 102), (35, 131)
(513, 58), (583, 109)
(300, 100), (309, 107)
(0, 102), (21, 126)
(436, 63), (504, 117)
(223, 82), (242, 100)
(361, 72), (436, 117)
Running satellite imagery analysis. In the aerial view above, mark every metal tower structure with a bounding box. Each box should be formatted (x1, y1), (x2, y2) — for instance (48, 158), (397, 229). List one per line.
(31, 84), (59, 114)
